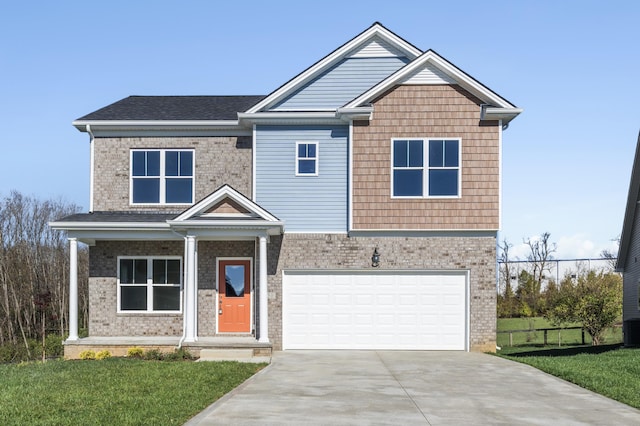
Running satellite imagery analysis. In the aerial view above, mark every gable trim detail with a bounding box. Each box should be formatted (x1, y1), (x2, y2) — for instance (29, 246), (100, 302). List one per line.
(342, 50), (522, 124)
(245, 23), (422, 114)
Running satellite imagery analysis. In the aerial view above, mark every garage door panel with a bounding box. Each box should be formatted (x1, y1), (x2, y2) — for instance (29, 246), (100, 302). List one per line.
(283, 271), (467, 350)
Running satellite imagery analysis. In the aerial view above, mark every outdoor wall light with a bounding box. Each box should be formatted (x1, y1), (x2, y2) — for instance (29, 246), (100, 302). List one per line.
(371, 247), (380, 267)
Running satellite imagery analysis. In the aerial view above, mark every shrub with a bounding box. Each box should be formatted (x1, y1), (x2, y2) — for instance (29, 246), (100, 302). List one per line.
(127, 347), (144, 358)
(143, 349), (164, 361)
(95, 350), (112, 360)
(78, 350), (96, 360)
(44, 334), (64, 358)
(163, 348), (195, 361)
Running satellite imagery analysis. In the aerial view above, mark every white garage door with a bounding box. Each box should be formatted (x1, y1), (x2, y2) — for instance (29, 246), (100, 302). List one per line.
(283, 271), (467, 350)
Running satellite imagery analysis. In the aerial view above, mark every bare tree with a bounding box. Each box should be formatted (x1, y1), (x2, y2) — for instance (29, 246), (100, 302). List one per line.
(524, 232), (556, 315)
(0, 191), (88, 355)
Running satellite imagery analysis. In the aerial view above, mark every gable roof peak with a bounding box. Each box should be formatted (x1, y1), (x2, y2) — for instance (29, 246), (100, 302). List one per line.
(244, 23), (422, 114)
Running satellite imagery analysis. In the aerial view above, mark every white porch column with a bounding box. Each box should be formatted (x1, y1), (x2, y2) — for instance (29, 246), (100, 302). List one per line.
(68, 238), (79, 341)
(184, 235), (198, 342)
(258, 235), (269, 343)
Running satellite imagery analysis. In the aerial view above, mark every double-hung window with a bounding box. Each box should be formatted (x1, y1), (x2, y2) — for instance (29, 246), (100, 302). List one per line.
(131, 149), (194, 204)
(392, 138), (460, 197)
(118, 257), (182, 313)
(296, 142), (318, 176)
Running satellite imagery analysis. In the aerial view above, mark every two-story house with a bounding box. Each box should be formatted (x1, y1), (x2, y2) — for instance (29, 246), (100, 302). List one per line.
(51, 22), (521, 359)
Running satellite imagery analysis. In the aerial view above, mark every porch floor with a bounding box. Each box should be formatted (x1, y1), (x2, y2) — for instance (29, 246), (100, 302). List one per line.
(63, 336), (272, 362)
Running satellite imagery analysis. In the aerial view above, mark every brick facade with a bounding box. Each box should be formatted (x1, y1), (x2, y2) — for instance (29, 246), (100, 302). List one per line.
(265, 233), (497, 352)
(88, 234), (496, 352)
(92, 136), (252, 212)
(89, 240), (255, 337)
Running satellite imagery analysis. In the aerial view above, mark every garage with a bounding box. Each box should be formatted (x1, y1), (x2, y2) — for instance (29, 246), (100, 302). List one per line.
(282, 270), (468, 350)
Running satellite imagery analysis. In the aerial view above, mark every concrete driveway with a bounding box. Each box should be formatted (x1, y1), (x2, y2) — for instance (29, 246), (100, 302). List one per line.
(186, 351), (640, 425)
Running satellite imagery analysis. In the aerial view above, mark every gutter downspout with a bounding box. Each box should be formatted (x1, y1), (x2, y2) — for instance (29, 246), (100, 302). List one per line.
(87, 124), (95, 213)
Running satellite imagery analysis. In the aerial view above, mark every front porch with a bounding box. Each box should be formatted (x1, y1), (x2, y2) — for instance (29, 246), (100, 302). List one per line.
(64, 336), (272, 362)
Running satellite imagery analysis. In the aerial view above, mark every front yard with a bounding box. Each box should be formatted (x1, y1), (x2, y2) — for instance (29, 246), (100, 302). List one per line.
(0, 358), (265, 425)
(498, 345), (640, 409)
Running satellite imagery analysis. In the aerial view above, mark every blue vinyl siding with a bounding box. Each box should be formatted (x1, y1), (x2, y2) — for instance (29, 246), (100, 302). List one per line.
(255, 125), (348, 232)
(270, 57), (409, 111)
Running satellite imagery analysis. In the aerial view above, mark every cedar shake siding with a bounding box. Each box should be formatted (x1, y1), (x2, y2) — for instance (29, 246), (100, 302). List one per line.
(352, 84), (500, 230)
(92, 136), (252, 212)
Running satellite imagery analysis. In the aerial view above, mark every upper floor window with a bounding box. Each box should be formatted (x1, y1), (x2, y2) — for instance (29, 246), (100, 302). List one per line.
(392, 139), (460, 198)
(131, 149), (194, 204)
(296, 142), (318, 176)
(118, 257), (182, 313)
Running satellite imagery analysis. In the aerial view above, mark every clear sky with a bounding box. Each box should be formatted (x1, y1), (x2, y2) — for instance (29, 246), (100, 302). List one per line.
(1, 0), (638, 260)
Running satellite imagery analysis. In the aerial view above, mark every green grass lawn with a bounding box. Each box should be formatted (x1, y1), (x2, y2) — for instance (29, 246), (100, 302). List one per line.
(0, 358), (265, 425)
(498, 345), (640, 409)
(497, 317), (622, 348)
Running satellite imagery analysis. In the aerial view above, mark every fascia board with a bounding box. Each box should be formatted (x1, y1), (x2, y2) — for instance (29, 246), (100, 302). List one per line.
(344, 51), (518, 110)
(616, 131), (640, 271)
(245, 24), (422, 114)
(49, 221), (171, 232)
(237, 111), (343, 126)
(167, 220), (284, 228)
(336, 106), (374, 121)
(72, 120), (243, 132)
(481, 107), (524, 124)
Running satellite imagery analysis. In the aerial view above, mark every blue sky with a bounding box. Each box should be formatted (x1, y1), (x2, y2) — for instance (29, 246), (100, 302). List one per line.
(1, 1), (638, 259)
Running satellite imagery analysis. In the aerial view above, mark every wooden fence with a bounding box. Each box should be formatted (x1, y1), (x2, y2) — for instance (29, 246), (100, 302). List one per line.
(498, 326), (587, 347)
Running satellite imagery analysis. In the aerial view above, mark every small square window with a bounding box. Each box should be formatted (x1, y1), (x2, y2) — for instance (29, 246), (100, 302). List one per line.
(296, 142), (318, 176)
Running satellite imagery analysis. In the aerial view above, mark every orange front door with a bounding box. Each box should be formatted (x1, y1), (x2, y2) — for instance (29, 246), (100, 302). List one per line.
(218, 259), (251, 333)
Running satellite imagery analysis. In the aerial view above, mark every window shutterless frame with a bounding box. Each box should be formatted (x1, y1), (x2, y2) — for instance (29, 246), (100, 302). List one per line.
(295, 141), (319, 176)
(390, 138), (461, 199)
(117, 256), (183, 314)
(130, 149), (195, 205)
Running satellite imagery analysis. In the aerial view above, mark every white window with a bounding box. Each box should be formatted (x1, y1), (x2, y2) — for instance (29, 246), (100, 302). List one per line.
(392, 138), (461, 198)
(296, 142), (318, 176)
(131, 149), (194, 204)
(117, 257), (182, 313)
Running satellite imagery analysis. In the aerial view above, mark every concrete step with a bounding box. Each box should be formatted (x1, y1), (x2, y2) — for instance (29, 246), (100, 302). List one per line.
(198, 348), (271, 363)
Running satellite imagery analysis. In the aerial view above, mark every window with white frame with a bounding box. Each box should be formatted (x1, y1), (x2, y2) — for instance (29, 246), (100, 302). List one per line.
(296, 142), (318, 176)
(131, 149), (194, 204)
(392, 138), (460, 197)
(118, 257), (182, 312)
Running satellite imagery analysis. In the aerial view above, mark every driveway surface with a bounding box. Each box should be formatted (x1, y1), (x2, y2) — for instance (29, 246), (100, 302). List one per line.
(185, 351), (640, 425)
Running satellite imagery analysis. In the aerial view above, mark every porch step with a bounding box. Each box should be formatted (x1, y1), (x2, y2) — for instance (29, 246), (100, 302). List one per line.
(198, 348), (271, 363)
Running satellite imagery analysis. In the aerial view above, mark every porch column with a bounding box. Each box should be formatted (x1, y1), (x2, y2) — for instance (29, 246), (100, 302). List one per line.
(68, 238), (79, 341)
(258, 235), (269, 343)
(184, 235), (198, 342)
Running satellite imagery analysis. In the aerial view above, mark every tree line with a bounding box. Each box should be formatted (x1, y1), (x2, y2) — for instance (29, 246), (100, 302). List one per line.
(0, 191), (88, 358)
(498, 232), (622, 345)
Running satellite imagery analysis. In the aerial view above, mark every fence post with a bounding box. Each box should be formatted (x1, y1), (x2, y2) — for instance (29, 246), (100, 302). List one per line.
(558, 330), (561, 347)
(509, 332), (513, 347)
(544, 329), (548, 346)
(582, 329), (585, 345)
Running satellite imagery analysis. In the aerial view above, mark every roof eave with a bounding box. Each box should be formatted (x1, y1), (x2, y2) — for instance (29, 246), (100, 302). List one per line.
(615, 131), (640, 271)
(237, 111), (344, 126)
(245, 23), (422, 114)
(72, 120), (244, 133)
(480, 107), (523, 125)
(344, 50), (520, 115)
(49, 221), (171, 232)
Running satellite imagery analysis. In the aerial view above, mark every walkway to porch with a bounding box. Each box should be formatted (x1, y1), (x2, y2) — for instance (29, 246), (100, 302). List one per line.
(63, 336), (272, 362)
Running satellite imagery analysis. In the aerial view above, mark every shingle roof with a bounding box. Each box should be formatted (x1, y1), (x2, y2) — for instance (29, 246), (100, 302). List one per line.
(76, 95), (266, 121)
(54, 212), (178, 223)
